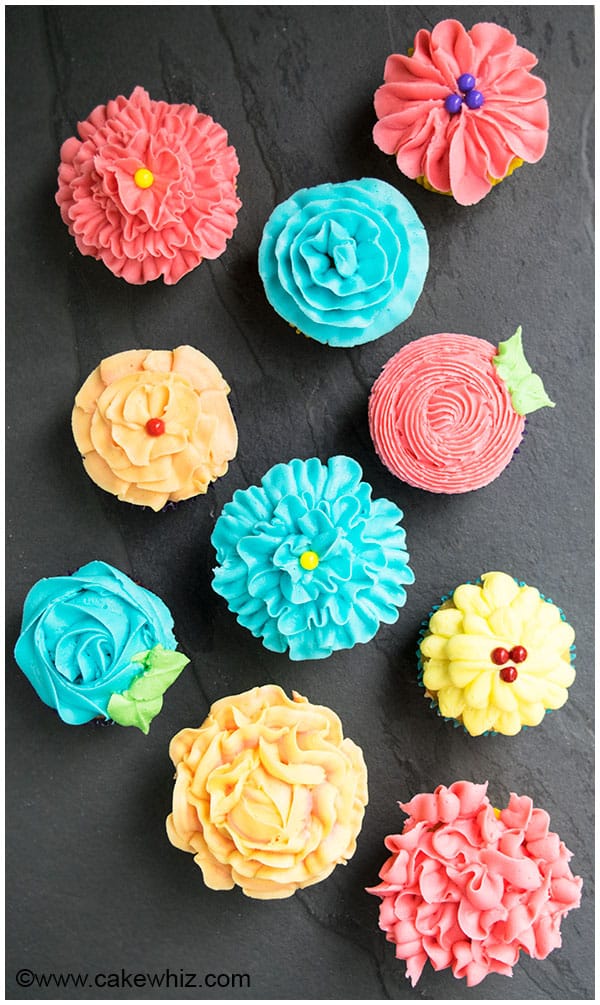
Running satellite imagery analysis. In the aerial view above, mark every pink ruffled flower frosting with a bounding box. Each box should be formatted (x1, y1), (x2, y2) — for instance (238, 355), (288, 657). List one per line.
(373, 20), (549, 206)
(368, 781), (582, 987)
(56, 86), (241, 284)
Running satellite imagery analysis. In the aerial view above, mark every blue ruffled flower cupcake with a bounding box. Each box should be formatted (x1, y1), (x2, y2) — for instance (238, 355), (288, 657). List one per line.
(211, 456), (414, 660)
(258, 179), (429, 347)
(14, 561), (189, 731)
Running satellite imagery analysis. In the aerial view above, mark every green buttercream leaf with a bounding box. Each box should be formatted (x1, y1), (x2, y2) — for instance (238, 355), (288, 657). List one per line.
(510, 373), (556, 416)
(493, 326), (555, 415)
(106, 645), (190, 734)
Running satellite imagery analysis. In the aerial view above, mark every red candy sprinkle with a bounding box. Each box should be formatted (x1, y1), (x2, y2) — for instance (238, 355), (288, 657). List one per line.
(491, 647), (510, 665)
(500, 666), (518, 683)
(146, 418), (165, 436)
(510, 645), (528, 663)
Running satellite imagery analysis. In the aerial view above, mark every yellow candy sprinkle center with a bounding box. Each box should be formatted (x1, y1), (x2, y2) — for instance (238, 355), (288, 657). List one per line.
(299, 550), (319, 571)
(134, 167), (154, 189)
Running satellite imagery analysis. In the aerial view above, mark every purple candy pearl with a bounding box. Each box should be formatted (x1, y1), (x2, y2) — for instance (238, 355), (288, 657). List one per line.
(444, 93), (463, 115)
(457, 73), (476, 93)
(465, 89), (485, 109)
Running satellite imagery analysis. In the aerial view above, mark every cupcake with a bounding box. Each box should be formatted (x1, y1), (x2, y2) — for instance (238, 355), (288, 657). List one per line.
(258, 179), (428, 346)
(13, 560), (189, 731)
(56, 86), (241, 284)
(166, 684), (368, 899)
(368, 327), (554, 493)
(373, 19), (549, 206)
(72, 345), (238, 511)
(418, 572), (576, 736)
(211, 455), (414, 660)
(367, 781), (582, 987)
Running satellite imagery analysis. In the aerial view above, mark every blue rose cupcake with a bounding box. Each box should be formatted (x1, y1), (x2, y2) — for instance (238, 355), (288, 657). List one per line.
(258, 179), (429, 347)
(211, 456), (414, 660)
(14, 560), (189, 732)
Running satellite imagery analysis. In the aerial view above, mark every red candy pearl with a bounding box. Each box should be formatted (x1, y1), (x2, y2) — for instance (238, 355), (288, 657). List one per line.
(510, 645), (528, 663)
(491, 647), (510, 666)
(500, 666), (518, 683)
(145, 418), (165, 436)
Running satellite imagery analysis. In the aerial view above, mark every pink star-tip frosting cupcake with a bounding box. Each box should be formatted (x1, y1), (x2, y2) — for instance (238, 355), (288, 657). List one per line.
(368, 327), (554, 494)
(373, 19), (549, 205)
(56, 86), (241, 284)
(368, 781), (582, 987)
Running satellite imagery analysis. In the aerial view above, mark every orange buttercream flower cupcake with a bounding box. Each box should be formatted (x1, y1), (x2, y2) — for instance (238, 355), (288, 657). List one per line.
(72, 345), (238, 511)
(166, 684), (369, 899)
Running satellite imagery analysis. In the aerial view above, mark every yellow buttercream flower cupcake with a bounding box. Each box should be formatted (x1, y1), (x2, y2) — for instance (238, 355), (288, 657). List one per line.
(166, 684), (368, 899)
(418, 572), (576, 736)
(72, 345), (238, 511)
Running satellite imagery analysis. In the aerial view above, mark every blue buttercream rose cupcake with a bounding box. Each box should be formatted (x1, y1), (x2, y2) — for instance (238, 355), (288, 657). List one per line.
(211, 456), (414, 659)
(258, 179), (429, 347)
(14, 560), (189, 732)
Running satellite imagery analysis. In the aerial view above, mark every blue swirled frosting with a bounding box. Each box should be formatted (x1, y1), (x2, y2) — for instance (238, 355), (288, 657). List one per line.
(258, 179), (429, 347)
(14, 560), (178, 725)
(211, 456), (414, 660)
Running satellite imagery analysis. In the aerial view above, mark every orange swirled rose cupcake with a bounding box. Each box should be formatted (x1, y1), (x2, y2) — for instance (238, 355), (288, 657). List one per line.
(166, 684), (368, 899)
(72, 346), (237, 511)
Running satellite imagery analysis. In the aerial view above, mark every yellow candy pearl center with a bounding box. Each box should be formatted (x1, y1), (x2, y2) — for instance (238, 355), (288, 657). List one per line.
(134, 167), (154, 189)
(299, 550), (319, 571)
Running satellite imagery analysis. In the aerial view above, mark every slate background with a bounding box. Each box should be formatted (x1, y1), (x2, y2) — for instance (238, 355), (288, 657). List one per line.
(5, 5), (594, 1001)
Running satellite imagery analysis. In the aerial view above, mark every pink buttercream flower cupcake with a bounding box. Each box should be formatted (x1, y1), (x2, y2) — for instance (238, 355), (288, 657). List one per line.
(56, 86), (241, 284)
(368, 781), (582, 987)
(373, 20), (549, 206)
(368, 327), (554, 493)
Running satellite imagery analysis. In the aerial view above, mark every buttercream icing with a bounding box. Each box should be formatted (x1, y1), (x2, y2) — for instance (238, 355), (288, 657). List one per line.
(14, 561), (187, 727)
(258, 179), (429, 346)
(211, 456), (414, 660)
(368, 781), (582, 986)
(72, 345), (238, 511)
(368, 329), (552, 494)
(56, 86), (241, 284)
(106, 645), (190, 734)
(373, 20), (549, 206)
(166, 684), (368, 899)
(418, 572), (576, 736)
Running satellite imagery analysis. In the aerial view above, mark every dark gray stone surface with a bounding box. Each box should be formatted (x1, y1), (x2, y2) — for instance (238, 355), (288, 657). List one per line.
(5, 5), (594, 1000)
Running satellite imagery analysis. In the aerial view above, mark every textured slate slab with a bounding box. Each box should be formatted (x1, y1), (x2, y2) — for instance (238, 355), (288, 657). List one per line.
(5, 6), (594, 1000)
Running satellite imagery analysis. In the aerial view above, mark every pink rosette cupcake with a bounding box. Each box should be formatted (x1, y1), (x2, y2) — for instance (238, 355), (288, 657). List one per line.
(368, 781), (582, 987)
(368, 327), (554, 493)
(373, 19), (549, 206)
(56, 86), (241, 284)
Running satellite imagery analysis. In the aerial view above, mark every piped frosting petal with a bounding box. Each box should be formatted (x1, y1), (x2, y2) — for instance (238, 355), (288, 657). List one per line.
(211, 456), (414, 660)
(56, 86), (241, 284)
(418, 572), (576, 736)
(166, 685), (368, 898)
(258, 179), (428, 347)
(72, 346), (237, 511)
(368, 332), (526, 494)
(373, 19), (549, 205)
(368, 781), (582, 986)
